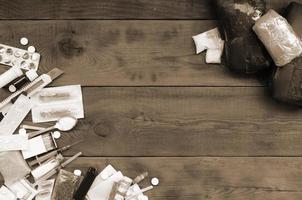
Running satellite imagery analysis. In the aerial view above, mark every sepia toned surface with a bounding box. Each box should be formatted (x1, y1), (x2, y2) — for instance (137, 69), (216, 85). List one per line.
(0, 0), (302, 199)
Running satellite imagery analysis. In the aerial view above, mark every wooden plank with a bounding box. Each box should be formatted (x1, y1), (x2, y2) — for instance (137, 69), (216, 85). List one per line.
(0, 0), (213, 20)
(0, 20), (265, 87)
(64, 157), (302, 200)
(48, 87), (302, 157)
(0, 0), (300, 20)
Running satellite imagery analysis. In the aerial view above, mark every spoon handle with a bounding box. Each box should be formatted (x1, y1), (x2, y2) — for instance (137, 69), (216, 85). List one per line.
(28, 126), (56, 139)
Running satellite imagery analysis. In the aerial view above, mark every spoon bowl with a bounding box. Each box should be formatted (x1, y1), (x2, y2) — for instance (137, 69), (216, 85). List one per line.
(55, 116), (78, 131)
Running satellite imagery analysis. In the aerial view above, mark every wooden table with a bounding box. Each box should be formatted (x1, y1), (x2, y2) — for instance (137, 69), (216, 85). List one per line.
(1, 0), (302, 199)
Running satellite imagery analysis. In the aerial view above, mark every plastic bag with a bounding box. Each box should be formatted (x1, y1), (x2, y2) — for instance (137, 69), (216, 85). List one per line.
(8, 179), (38, 200)
(35, 179), (55, 200)
(192, 28), (225, 64)
(253, 9), (302, 66)
(31, 85), (84, 123)
(0, 151), (31, 186)
(51, 169), (80, 200)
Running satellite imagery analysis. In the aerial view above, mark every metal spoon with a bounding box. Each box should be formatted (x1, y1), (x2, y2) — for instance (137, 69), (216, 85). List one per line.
(28, 116), (77, 138)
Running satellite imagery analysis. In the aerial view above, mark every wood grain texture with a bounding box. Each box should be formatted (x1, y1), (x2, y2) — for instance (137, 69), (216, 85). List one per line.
(0, 0), (300, 20)
(0, 0), (214, 20)
(0, 20), (264, 87)
(64, 157), (302, 200)
(46, 87), (302, 157)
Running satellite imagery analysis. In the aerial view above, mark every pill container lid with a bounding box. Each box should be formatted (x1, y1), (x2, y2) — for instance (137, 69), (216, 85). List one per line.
(8, 85), (17, 93)
(25, 69), (38, 81)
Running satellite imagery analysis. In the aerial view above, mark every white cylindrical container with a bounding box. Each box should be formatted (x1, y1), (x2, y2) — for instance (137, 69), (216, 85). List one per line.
(0, 66), (23, 88)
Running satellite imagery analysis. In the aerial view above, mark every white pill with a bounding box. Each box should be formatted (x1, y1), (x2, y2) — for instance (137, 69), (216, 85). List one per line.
(18, 128), (27, 135)
(52, 131), (61, 139)
(74, 169), (82, 176)
(20, 37), (29, 46)
(27, 46), (36, 53)
(151, 177), (159, 186)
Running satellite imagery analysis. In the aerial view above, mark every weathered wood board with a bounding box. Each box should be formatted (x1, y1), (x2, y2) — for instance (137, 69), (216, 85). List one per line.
(49, 87), (302, 157)
(64, 157), (302, 200)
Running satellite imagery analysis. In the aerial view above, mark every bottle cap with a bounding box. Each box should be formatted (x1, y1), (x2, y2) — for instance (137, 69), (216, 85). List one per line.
(25, 69), (38, 81)
(151, 177), (159, 186)
(74, 169), (82, 176)
(20, 37), (29, 46)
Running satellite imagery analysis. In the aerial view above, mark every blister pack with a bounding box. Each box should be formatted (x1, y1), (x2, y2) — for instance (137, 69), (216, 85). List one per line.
(0, 43), (40, 70)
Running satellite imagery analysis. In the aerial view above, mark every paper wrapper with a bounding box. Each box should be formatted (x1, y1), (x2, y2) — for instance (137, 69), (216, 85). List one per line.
(253, 9), (302, 67)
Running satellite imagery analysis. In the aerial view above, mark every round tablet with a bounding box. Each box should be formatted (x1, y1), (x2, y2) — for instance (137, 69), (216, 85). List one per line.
(27, 46), (36, 53)
(14, 50), (21, 58)
(20, 37), (29, 46)
(151, 177), (159, 186)
(74, 169), (82, 176)
(18, 128), (27, 135)
(8, 85), (17, 93)
(52, 131), (61, 139)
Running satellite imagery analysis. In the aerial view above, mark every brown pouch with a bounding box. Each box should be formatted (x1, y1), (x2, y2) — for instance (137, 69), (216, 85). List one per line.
(215, 0), (271, 74)
(272, 2), (302, 106)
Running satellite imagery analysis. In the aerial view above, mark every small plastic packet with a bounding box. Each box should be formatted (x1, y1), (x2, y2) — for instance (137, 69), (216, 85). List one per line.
(0, 185), (17, 200)
(192, 28), (225, 64)
(192, 28), (223, 53)
(253, 9), (302, 66)
(8, 179), (38, 200)
(0, 151), (31, 186)
(51, 169), (81, 200)
(32, 102), (83, 123)
(35, 179), (55, 200)
(205, 41), (224, 64)
(0, 134), (29, 151)
(31, 85), (84, 123)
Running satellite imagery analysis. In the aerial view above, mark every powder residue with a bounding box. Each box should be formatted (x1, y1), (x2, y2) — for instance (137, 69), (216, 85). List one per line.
(234, 3), (255, 15)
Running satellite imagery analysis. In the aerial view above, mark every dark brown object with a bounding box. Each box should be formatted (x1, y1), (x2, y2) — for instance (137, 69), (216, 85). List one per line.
(215, 0), (271, 74)
(272, 2), (302, 106)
